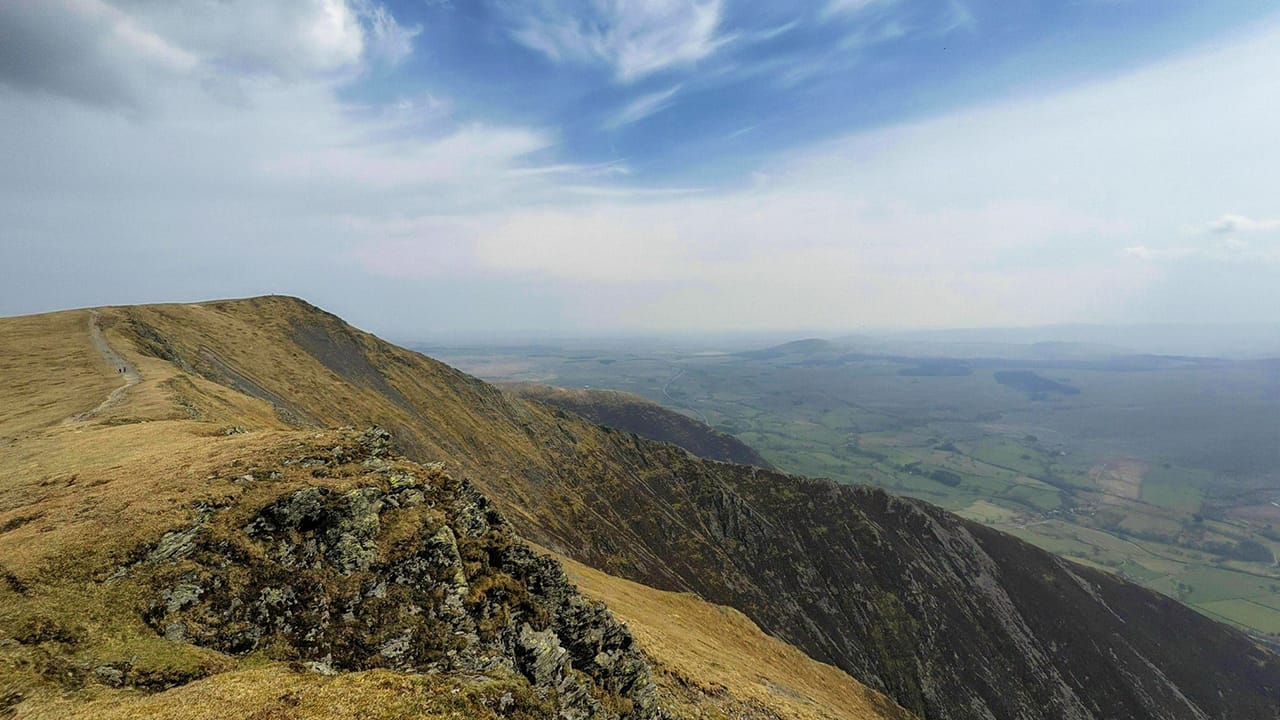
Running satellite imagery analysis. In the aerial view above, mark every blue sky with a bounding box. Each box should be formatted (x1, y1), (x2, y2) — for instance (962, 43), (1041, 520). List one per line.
(369, 0), (1272, 187)
(1, 0), (1279, 338)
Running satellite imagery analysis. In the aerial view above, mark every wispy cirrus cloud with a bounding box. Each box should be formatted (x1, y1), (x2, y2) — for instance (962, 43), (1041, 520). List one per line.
(826, 0), (974, 51)
(939, 0), (976, 34)
(604, 85), (681, 128)
(497, 0), (731, 82)
(822, 0), (900, 20)
(352, 0), (422, 67)
(457, 22), (1280, 330)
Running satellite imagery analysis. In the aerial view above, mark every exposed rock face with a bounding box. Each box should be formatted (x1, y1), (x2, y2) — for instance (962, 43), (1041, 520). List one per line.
(143, 429), (662, 720)
(556, 456), (1280, 720)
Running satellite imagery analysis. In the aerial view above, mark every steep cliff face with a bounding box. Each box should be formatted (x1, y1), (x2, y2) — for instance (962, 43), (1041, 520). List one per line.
(707, 467), (1280, 720)
(135, 428), (663, 720)
(103, 296), (1280, 720)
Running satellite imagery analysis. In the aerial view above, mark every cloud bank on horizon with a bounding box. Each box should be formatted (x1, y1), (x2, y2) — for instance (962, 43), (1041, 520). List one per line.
(1, 0), (1278, 337)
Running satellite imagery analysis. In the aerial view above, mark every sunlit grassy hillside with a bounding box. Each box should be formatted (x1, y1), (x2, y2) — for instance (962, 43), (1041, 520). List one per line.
(0, 301), (910, 720)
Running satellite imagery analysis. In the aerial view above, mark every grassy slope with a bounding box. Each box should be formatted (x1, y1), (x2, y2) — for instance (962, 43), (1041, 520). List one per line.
(29, 668), (557, 720)
(556, 553), (911, 720)
(0, 310), (122, 436)
(504, 383), (775, 469)
(0, 302), (908, 720)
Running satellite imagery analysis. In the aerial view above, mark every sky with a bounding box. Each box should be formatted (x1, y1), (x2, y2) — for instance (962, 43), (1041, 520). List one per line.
(1, 0), (1279, 340)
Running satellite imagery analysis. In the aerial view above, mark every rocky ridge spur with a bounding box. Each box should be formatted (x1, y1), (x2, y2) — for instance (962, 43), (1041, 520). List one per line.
(141, 428), (664, 720)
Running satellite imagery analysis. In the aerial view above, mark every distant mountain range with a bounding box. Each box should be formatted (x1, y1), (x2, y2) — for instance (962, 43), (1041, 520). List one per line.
(842, 322), (1280, 359)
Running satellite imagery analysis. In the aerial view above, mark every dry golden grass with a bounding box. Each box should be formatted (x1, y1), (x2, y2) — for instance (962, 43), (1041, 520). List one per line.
(0, 302), (334, 585)
(0, 310), (367, 717)
(91, 298), (601, 537)
(0, 310), (117, 437)
(0, 416), (352, 715)
(112, 298), (530, 443)
(0, 306), (281, 438)
(0, 420), (301, 577)
(20, 666), (553, 720)
(0, 419), (513, 719)
(0, 299), (911, 719)
(556, 554), (913, 720)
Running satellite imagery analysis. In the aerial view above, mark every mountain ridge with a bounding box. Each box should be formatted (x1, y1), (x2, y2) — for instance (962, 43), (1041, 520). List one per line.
(0, 300), (910, 720)
(501, 382), (774, 469)
(4, 295), (1278, 719)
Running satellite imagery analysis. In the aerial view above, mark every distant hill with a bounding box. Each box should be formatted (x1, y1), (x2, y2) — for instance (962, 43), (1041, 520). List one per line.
(739, 336), (1131, 365)
(737, 337), (839, 359)
(994, 369), (1081, 396)
(3, 295), (1278, 720)
(504, 383), (774, 469)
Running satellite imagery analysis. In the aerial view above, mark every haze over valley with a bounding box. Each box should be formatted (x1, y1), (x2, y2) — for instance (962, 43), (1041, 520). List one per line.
(430, 331), (1280, 645)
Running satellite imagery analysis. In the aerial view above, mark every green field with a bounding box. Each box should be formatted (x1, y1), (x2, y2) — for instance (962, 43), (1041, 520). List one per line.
(429, 339), (1280, 641)
(1198, 600), (1280, 634)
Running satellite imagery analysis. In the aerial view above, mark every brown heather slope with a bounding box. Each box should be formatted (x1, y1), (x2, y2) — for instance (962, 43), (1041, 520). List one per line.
(4, 296), (1280, 720)
(503, 383), (774, 469)
(554, 552), (912, 720)
(0, 304), (909, 720)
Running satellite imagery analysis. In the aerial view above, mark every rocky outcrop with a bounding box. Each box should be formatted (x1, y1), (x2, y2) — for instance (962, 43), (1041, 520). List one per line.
(142, 429), (662, 720)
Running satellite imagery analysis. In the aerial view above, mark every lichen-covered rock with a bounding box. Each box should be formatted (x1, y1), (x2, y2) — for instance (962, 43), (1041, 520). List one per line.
(143, 432), (663, 720)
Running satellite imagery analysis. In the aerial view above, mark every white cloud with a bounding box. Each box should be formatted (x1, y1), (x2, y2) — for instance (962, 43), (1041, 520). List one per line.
(941, 0), (976, 34)
(604, 85), (681, 128)
(264, 123), (552, 194)
(1127, 214), (1280, 264)
(1123, 242), (1279, 264)
(466, 195), (1132, 329)
(500, 0), (730, 82)
(457, 21), (1280, 329)
(744, 20), (801, 43)
(0, 0), (197, 110)
(122, 0), (371, 78)
(827, 0), (973, 55)
(4, 0), (1280, 333)
(0, 0), (562, 320)
(1205, 214), (1280, 234)
(351, 0), (422, 67)
(0, 0), (420, 113)
(1123, 245), (1195, 262)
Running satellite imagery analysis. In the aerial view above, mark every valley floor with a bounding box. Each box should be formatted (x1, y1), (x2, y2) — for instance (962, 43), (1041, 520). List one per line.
(429, 341), (1280, 643)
